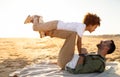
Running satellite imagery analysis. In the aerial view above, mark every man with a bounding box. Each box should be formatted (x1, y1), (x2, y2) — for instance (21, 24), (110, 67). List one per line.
(65, 40), (116, 74)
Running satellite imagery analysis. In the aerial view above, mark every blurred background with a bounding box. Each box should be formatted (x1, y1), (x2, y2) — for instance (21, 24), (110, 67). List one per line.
(0, 0), (120, 37)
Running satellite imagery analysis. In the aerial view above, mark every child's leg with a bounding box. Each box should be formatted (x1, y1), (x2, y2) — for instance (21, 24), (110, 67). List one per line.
(33, 16), (58, 32)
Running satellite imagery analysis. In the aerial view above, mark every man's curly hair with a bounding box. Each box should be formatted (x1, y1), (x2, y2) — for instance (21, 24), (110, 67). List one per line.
(83, 13), (101, 26)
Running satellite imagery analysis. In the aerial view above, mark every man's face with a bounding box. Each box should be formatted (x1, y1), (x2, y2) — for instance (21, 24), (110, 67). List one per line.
(97, 40), (112, 49)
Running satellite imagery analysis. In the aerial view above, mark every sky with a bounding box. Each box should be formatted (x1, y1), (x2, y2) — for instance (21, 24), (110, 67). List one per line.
(0, 0), (120, 37)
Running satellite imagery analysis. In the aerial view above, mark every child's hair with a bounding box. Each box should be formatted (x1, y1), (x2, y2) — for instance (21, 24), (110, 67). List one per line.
(83, 13), (101, 26)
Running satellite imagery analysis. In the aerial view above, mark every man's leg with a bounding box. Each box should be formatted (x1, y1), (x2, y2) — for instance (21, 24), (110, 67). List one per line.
(32, 17), (77, 69)
(47, 30), (77, 69)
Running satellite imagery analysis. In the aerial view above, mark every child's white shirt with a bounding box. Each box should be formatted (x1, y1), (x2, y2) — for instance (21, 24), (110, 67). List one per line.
(57, 20), (86, 37)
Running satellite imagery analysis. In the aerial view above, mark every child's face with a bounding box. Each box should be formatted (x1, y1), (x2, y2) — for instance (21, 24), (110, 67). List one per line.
(88, 25), (98, 33)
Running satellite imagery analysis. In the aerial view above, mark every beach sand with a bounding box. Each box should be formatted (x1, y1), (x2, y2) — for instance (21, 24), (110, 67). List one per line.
(0, 35), (120, 77)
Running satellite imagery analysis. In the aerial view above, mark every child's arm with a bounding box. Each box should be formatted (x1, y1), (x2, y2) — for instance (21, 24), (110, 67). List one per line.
(77, 36), (82, 54)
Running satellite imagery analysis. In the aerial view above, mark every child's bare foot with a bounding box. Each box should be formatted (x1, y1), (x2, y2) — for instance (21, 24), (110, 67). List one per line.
(24, 15), (33, 24)
(33, 15), (44, 23)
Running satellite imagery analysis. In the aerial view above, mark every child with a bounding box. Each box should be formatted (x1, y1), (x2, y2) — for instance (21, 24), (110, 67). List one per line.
(24, 13), (101, 54)
(24, 13), (100, 37)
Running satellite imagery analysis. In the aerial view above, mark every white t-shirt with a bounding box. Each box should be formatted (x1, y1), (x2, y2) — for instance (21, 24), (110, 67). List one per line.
(65, 54), (80, 69)
(57, 20), (86, 37)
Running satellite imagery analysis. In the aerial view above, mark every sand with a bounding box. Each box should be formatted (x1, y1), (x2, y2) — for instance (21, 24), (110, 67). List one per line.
(0, 35), (120, 77)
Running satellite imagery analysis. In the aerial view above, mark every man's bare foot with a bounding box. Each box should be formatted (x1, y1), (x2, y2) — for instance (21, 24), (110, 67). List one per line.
(39, 30), (54, 38)
(39, 31), (46, 38)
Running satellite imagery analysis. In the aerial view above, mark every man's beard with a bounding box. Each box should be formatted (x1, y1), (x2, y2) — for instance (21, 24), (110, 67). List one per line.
(97, 44), (102, 53)
(97, 44), (101, 48)
(97, 41), (102, 48)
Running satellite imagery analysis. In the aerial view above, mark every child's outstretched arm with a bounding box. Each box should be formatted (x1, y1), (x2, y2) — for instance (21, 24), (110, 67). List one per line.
(77, 36), (82, 54)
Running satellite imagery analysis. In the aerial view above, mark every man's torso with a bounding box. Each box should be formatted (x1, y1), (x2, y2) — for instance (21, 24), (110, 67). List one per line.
(66, 54), (105, 74)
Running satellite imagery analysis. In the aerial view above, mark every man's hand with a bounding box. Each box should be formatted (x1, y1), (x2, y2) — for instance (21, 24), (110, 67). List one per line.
(81, 48), (88, 54)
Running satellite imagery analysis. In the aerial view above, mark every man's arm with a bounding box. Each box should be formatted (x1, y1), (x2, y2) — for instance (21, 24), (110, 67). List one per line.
(77, 36), (82, 54)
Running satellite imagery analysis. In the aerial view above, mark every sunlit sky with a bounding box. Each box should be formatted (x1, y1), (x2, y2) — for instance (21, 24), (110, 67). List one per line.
(0, 0), (120, 37)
